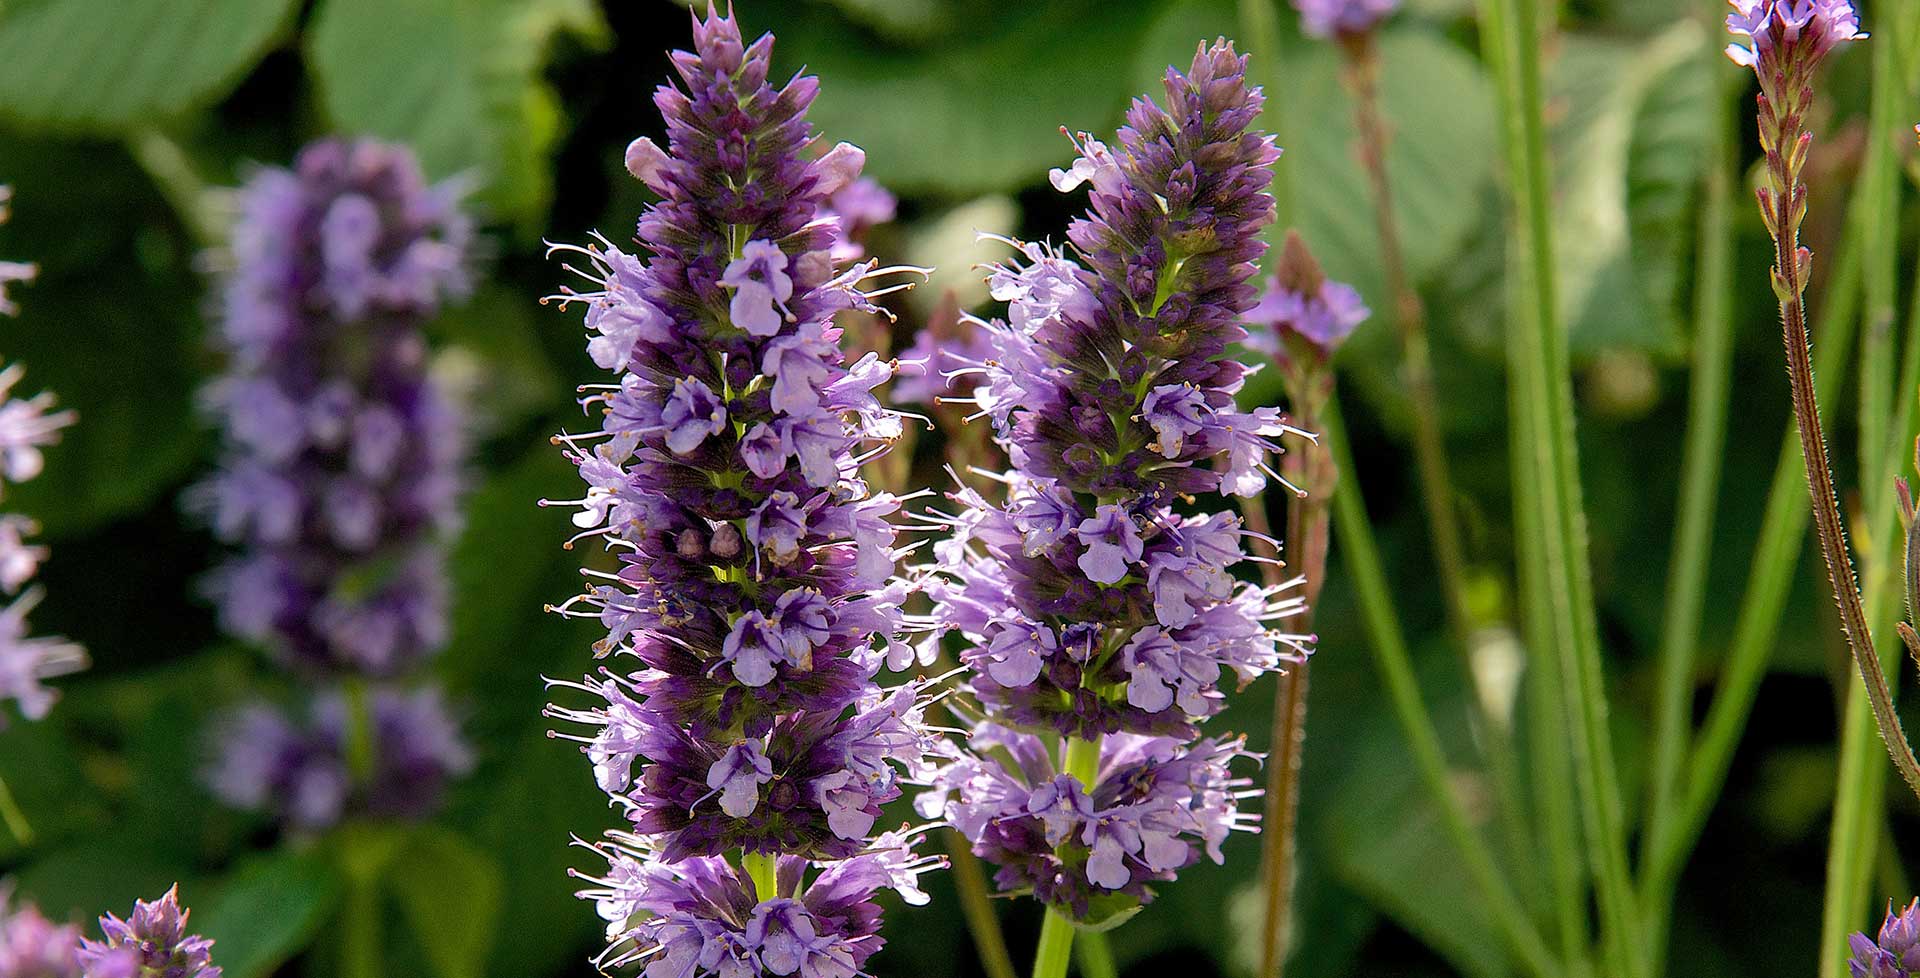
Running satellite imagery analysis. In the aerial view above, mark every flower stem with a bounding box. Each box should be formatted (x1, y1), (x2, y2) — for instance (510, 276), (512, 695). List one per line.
(1323, 401), (1559, 978)
(342, 855), (383, 978)
(1481, 0), (1643, 970)
(947, 829), (1021, 978)
(1033, 737), (1103, 978)
(0, 772), (32, 847)
(1642, 21), (1738, 913)
(1249, 394), (1331, 978)
(1075, 931), (1117, 978)
(343, 678), (377, 784)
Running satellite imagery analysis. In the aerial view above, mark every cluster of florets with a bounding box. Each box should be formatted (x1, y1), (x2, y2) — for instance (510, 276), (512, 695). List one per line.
(1850, 899), (1920, 978)
(206, 686), (472, 829)
(575, 828), (941, 978)
(918, 41), (1307, 923)
(0, 189), (81, 725)
(1292, 0), (1400, 39)
(544, 11), (942, 974)
(76, 887), (220, 978)
(1725, 0), (1863, 70)
(1245, 236), (1369, 362)
(0, 887), (80, 978)
(917, 724), (1257, 918)
(195, 139), (474, 829)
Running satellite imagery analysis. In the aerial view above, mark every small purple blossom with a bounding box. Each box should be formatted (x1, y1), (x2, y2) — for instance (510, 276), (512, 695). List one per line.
(1245, 272), (1369, 357)
(0, 589), (82, 725)
(0, 888), (80, 978)
(1292, 0), (1400, 39)
(75, 887), (218, 978)
(1726, 0), (1863, 68)
(0, 366), (73, 490)
(1851, 898), (1920, 978)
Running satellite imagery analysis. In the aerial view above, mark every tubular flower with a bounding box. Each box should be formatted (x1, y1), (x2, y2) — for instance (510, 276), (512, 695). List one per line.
(544, 10), (939, 973)
(1291, 0), (1400, 39)
(0, 888), (80, 978)
(192, 138), (472, 677)
(1244, 231), (1369, 361)
(75, 887), (218, 978)
(1851, 899), (1920, 978)
(193, 138), (475, 828)
(0, 189), (81, 726)
(922, 41), (1307, 924)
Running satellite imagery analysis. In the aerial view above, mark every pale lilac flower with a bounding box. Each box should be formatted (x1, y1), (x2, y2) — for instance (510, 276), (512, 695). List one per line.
(1293, 0), (1400, 39)
(0, 886), (81, 978)
(76, 887), (218, 978)
(1850, 898), (1920, 978)
(0, 590), (83, 724)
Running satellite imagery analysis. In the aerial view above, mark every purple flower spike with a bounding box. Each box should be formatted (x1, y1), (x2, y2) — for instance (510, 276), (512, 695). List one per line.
(1726, 0), (1863, 69)
(1292, 0), (1400, 39)
(76, 887), (219, 978)
(922, 40), (1311, 924)
(1246, 230), (1371, 360)
(0, 888), (81, 978)
(544, 9), (940, 972)
(192, 138), (472, 678)
(1850, 898), (1920, 978)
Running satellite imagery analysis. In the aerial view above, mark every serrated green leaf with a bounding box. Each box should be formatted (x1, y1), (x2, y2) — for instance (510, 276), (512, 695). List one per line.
(0, 0), (297, 132)
(305, 0), (607, 231)
(387, 825), (504, 978)
(194, 849), (342, 978)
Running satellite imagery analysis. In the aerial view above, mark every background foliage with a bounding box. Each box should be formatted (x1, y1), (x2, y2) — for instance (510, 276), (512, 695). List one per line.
(0, 0), (1903, 976)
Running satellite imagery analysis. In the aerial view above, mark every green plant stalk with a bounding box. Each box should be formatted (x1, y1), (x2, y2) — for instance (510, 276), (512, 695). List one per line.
(743, 851), (779, 902)
(1032, 737), (1103, 978)
(343, 677), (377, 784)
(1480, 0), (1643, 971)
(1641, 21), (1737, 908)
(1345, 35), (1537, 891)
(1641, 241), (1863, 922)
(947, 829), (1021, 978)
(1323, 402), (1559, 978)
(1237, 0), (1292, 226)
(0, 772), (32, 847)
(343, 854), (383, 978)
(1076, 932), (1118, 978)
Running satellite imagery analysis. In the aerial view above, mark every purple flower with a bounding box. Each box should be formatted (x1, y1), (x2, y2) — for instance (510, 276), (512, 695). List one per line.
(1074, 505), (1144, 584)
(0, 589), (84, 724)
(76, 887), (218, 978)
(0, 188), (33, 319)
(1292, 0), (1400, 39)
(0, 365), (74, 490)
(1851, 898), (1920, 978)
(0, 888), (81, 978)
(1245, 271), (1370, 357)
(1726, 0), (1863, 68)
(206, 685), (473, 830)
(192, 139), (472, 678)
(822, 176), (896, 262)
(544, 10), (939, 972)
(921, 724), (1258, 923)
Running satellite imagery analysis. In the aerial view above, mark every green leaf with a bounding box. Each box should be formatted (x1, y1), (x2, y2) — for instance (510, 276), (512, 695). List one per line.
(305, 0), (608, 230)
(779, 0), (1173, 196)
(1547, 23), (1712, 357)
(387, 825), (505, 978)
(0, 0), (297, 132)
(194, 849), (342, 978)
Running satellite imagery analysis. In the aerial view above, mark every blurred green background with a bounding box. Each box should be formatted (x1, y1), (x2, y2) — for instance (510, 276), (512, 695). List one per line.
(0, 0), (1902, 976)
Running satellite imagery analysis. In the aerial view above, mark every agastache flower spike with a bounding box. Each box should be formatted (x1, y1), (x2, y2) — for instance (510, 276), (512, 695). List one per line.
(1291, 0), (1400, 40)
(923, 40), (1309, 931)
(75, 887), (219, 978)
(193, 139), (476, 828)
(0, 188), (81, 725)
(542, 9), (940, 974)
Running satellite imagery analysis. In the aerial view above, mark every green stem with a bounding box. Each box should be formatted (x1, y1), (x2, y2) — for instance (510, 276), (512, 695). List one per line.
(743, 850), (779, 902)
(1076, 931), (1117, 978)
(1642, 240), (1863, 912)
(127, 129), (222, 245)
(1323, 403), (1559, 978)
(1033, 738), (1103, 978)
(1481, 0), (1641, 971)
(342, 862), (383, 978)
(0, 772), (33, 847)
(947, 830), (1021, 978)
(343, 679), (377, 784)
(1642, 19), (1737, 905)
